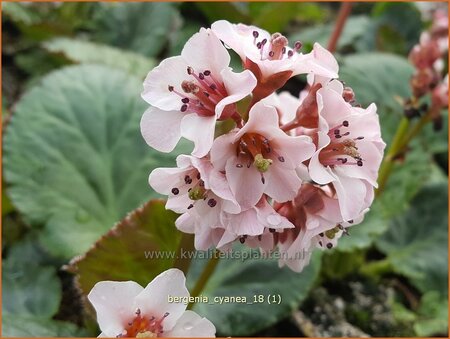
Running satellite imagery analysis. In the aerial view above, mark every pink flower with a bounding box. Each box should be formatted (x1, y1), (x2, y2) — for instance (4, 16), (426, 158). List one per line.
(211, 102), (315, 209)
(141, 28), (257, 157)
(308, 85), (385, 221)
(88, 269), (216, 338)
(211, 20), (338, 100)
(149, 154), (239, 216)
(149, 155), (244, 250)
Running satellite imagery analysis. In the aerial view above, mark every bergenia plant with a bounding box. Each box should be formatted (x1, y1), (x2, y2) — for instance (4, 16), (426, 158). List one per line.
(141, 20), (385, 271)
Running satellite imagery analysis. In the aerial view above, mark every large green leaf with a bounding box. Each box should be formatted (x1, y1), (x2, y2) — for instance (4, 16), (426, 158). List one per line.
(43, 38), (155, 78)
(376, 184), (448, 295)
(92, 2), (179, 57)
(3, 64), (190, 259)
(340, 53), (414, 144)
(2, 314), (84, 337)
(188, 249), (322, 336)
(68, 200), (181, 296)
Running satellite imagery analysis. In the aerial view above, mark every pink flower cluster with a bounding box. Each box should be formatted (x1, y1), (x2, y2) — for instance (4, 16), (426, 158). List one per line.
(141, 21), (385, 272)
(408, 9), (448, 129)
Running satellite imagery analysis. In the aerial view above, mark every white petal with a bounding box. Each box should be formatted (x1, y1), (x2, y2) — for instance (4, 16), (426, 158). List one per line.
(142, 56), (191, 111)
(88, 281), (144, 337)
(140, 107), (184, 153)
(264, 164), (302, 203)
(226, 156), (265, 209)
(210, 131), (237, 170)
(235, 102), (280, 140)
(175, 213), (195, 233)
(217, 69), (257, 117)
(332, 175), (368, 221)
(182, 28), (230, 77)
(180, 114), (216, 157)
(164, 310), (216, 337)
(133, 269), (189, 332)
(149, 167), (187, 195)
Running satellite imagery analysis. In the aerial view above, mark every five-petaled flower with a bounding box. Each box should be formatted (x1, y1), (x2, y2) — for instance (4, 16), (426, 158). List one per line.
(88, 269), (216, 338)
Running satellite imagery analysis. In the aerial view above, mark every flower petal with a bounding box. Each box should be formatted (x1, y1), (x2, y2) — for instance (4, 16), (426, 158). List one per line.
(217, 69), (257, 118)
(88, 281), (144, 337)
(181, 28), (230, 77)
(164, 310), (216, 337)
(140, 107), (184, 153)
(133, 269), (189, 332)
(180, 114), (216, 157)
(264, 164), (302, 203)
(210, 131), (237, 170)
(225, 156), (265, 209)
(142, 56), (190, 111)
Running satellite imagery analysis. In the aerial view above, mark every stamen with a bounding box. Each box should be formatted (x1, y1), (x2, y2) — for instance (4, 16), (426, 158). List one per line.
(326, 243), (333, 249)
(184, 175), (192, 184)
(207, 198), (217, 207)
(278, 156), (285, 162)
(171, 188), (179, 195)
(181, 97), (189, 103)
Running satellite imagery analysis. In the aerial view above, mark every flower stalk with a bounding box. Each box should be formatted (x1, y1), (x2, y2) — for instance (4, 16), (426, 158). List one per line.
(187, 252), (221, 310)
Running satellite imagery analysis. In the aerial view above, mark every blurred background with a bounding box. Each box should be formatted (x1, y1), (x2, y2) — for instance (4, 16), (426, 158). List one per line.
(2, 2), (448, 337)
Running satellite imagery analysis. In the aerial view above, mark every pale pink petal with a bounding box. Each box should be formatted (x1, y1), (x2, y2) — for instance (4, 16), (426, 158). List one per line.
(211, 20), (264, 61)
(217, 68), (257, 118)
(88, 281), (144, 337)
(164, 310), (216, 337)
(317, 87), (351, 125)
(142, 56), (190, 111)
(332, 176), (368, 221)
(175, 213), (195, 233)
(226, 156), (265, 209)
(210, 131), (238, 170)
(255, 199), (295, 229)
(222, 208), (264, 236)
(294, 43), (339, 78)
(264, 164), (302, 203)
(180, 114), (216, 157)
(273, 134), (315, 169)
(309, 141), (337, 185)
(149, 167), (186, 195)
(140, 107), (184, 153)
(334, 142), (383, 187)
(181, 28), (230, 77)
(235, 102), (279, 140)
(133, 269), (188, 332)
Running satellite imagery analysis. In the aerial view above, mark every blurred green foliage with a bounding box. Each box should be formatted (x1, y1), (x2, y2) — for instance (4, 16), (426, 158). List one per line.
(2, 2), (448, 337)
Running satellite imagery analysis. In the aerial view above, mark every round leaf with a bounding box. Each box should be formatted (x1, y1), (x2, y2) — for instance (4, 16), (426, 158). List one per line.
(3, 64), (189, 259)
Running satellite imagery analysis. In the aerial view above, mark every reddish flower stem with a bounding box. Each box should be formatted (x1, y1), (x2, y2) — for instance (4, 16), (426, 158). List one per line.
(327, 2), (353, 53)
